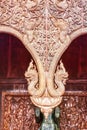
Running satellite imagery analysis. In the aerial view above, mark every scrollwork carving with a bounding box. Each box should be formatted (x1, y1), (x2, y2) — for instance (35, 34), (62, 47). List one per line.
(51, 0), (68, 11)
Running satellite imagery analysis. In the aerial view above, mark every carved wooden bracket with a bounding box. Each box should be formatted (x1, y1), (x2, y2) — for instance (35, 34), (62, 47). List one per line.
(25, 60), (68, 119)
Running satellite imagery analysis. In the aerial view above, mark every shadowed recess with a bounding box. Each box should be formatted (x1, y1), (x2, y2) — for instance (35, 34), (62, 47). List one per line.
(61, 34), (87, 80)
(0, 33), (32, 78)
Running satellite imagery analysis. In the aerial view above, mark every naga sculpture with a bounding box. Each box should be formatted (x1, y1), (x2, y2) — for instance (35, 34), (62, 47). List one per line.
(47, 60), (68, 97)
(25, 60), (68, 119)
(25, 60), (45, 96)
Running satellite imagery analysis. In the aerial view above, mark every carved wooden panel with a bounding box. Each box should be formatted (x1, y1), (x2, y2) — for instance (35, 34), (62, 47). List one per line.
(1, 91), (39, 130)
(1, 90), (87, 130)
(60, 95), (87, 130)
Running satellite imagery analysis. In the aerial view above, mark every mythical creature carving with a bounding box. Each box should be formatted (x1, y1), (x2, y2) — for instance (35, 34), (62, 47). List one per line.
(55, 60), (68, 84)
(50, 17), (69, 44)
(23, 17), (42, 43)
(25, 60), (45, 96)
(47, 60), (68, 97)
(25, 60), (67, 120)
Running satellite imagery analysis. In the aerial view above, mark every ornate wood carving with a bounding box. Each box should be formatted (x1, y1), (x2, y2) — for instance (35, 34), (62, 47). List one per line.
(60, 95), (87, 130)
(0, 1), (87, 87)
(25, 60), (68, 118)
(47, 60), (68, 97)
(1, 0), (87, 69)
(25, 60), (45, 97)
(1, 91), (40, 130)
(1, 90), (87, 130)
(0, 0), (87, 129)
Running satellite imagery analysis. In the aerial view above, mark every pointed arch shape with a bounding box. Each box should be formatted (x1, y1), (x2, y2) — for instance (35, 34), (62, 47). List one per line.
(0, 25), (45, 96)
(49, 27), (87, 75)
(47, 27), (87, 96)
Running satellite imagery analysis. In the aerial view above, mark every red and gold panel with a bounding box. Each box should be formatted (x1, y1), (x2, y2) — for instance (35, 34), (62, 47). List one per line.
(60, 93), (87, 130)
(1, 91), (39, 130)
(1, 90), (87, 130)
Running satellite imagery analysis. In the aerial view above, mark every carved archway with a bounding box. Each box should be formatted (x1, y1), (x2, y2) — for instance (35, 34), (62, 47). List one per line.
(46, 28), (87, 97)
(0, 25), (45, 96)
(49, 27), (87, 77)
(0, 31), (44, 130)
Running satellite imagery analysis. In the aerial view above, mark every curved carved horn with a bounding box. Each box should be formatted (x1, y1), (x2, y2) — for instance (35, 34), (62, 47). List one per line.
(25, 60), (46, 97)
(47, 60), (68, 97)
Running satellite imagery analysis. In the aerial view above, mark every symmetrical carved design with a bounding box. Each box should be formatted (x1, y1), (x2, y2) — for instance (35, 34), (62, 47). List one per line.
(1, 0), (87, 128)
(25, 60), (68, 118)
(0, 0), (87, 69)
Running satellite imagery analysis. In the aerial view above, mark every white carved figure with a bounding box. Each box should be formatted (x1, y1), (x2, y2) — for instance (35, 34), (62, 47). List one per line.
(50, 17), (69, 43)
(55, 60), (68, 85)
(24, 17), (42, 43)
(25, 60), (38, 95)
(47, 60), (68, 97)
(54, 60), (68, 95)
(25, 60), (45, 96)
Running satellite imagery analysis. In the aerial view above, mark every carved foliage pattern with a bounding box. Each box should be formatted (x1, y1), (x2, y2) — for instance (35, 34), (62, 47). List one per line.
(2, 92), (87, 130)
(0, 0), (44, 33)
(60, 96), (87, 130)
(1, 0), (87, 34)
(2, 94), (39, 130)
(49, 0), (87, 33)
(1, 0), (87, 69)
